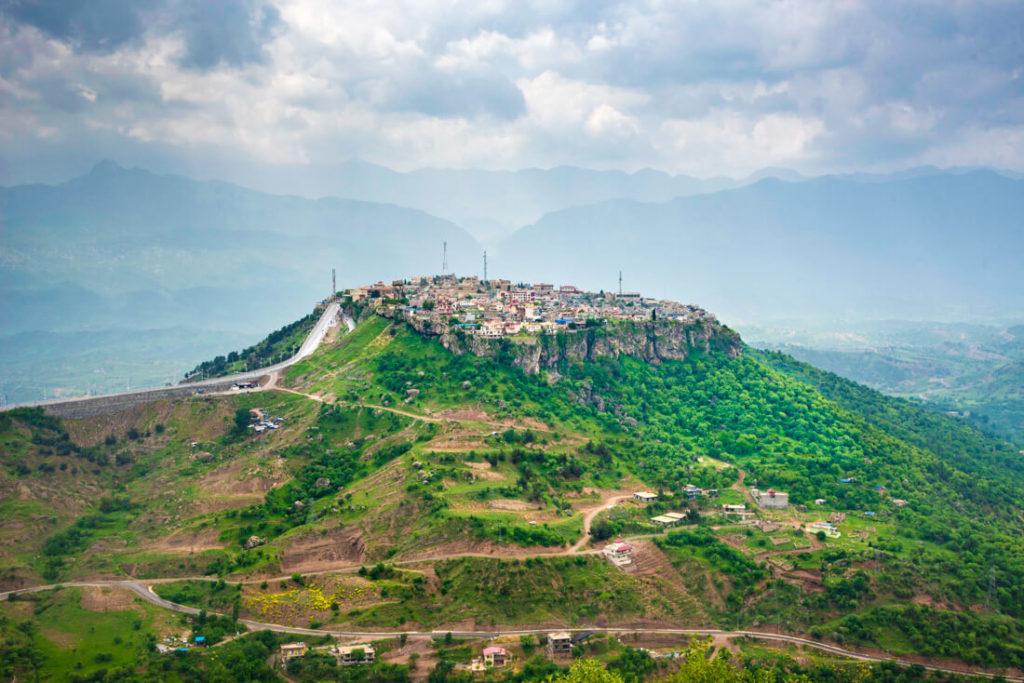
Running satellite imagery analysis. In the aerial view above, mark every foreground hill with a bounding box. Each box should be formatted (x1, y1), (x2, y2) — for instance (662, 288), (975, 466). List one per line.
(2, 297), (1024, 679)
(499, 171), (1024, 321)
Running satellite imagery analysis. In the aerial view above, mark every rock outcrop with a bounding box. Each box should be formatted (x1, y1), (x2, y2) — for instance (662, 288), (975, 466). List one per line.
(388, 311), (742, 375)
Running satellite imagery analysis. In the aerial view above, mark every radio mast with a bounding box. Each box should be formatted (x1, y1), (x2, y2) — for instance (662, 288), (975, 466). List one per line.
(442, 241), (448, 274)
(331, 268), (336, 298)
(618, 270), (623, 296)
(483, 250), (488, 282)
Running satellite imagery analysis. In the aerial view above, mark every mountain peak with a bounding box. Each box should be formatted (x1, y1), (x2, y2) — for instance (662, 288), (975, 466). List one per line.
(88, 159), (127, 176)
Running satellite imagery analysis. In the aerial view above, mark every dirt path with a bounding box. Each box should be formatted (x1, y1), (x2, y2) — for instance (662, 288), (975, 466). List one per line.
(569, 494), (631, 552)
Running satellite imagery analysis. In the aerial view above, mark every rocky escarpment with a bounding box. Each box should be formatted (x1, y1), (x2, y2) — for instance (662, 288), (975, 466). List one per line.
(389, 312), (742, 375)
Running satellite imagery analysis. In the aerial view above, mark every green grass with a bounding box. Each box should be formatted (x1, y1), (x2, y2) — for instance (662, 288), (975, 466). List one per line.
(0, 587), (168, 680)
(154, 579), (243, 610)
(348, 556), (649, 628)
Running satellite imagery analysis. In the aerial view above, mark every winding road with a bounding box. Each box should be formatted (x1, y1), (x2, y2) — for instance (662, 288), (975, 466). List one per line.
(3, 302), (347, 415)
(0, 579), (1019, 681)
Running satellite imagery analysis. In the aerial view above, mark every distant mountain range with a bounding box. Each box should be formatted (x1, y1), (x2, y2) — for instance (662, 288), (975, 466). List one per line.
(214, 160), (740, 243)
(3, 160), (1023, 403)
(1, 161), (480, 335)
(207, 160), (1023, 244)
(0, 161), (480, 402)
(497, 170), (1024, 322)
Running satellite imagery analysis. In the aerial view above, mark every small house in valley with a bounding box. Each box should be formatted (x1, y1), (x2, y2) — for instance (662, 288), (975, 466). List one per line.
(809, 521), (841, 538)
(483, 646), (509, 668)
(548, 632), (573, 657)
(633, 491), (658, 503)
(280, 642), (308, 660)
(333, 644), (375, 665)
(602, 540), (634, 565)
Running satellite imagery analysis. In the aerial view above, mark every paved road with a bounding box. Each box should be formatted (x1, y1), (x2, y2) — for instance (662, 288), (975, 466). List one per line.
(2, 302), (343, 413)
(1, 580), (1018, 681)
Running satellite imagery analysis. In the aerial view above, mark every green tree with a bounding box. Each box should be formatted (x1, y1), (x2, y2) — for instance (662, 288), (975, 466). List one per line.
(233, 407), (252, 435)
(547, 658), (624, 683)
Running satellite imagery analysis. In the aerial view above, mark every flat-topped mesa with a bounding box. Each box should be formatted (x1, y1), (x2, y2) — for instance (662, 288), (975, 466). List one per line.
(342, 274), (742, 374)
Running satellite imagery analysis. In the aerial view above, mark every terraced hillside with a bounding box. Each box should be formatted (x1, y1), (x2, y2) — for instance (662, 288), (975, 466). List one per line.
(3, 306), (1024, 680)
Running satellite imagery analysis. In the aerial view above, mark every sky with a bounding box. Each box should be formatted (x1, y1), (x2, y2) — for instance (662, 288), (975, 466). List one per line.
(1, 0), (1023, 183)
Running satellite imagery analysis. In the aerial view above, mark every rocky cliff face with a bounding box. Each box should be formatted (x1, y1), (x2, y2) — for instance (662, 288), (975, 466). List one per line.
(390, 312), (742, 375)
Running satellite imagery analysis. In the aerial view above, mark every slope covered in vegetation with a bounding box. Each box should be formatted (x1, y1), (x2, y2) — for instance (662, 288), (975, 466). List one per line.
(3, 309), (1024, 678)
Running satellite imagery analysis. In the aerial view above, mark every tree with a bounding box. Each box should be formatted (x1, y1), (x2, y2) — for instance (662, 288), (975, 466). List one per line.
(547, 659), (624, 683)
(233, 407), (252, 435)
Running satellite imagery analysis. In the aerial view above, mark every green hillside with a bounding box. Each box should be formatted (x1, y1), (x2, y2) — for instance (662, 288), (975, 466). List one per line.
(3, 310), (1024, 679)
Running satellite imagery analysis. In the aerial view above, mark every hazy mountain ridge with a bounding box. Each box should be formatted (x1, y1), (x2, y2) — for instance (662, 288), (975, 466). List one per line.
(201, 159), (742, 242)
(498, 171), (1024, 322)
(0, 162), (481, 402)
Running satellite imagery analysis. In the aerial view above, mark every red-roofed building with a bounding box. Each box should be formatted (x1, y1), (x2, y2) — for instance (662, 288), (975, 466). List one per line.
(483, 646), (509, 668)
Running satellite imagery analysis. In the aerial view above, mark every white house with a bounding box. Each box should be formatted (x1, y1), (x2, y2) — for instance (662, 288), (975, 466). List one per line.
(602, 540), (634, 565)
(280, 642), (308, 660)
(333, 644), (375, 665)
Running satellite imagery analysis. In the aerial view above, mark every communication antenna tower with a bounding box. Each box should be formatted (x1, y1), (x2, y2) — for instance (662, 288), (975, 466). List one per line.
(331, 268), (336, 298)
(618, 270), (623, 296)
(483, 250), (488, 282)
(442, 241), (448, 274)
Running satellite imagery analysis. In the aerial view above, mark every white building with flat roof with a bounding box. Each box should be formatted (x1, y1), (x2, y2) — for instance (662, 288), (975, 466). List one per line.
(602, 540), (634, 565)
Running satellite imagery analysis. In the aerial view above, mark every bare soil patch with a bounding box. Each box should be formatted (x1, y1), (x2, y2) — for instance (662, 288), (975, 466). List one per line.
(281, 526), (365, 573)
(145, 527), (225, 554)
(65, 400), (173, 446)
(488, 499), (540, 512)
(436, 407), (491, 421)
(396, 538), (561, 563)
(80, 586), (138, 612)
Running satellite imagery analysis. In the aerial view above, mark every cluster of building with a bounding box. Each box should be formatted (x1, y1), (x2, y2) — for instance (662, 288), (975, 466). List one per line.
(155, 633), (207, 654)
(279, 642), (376, 666)
(344, 275), (712, 339)
(247, 408), (284, 434)
(278, 634), (578, 672)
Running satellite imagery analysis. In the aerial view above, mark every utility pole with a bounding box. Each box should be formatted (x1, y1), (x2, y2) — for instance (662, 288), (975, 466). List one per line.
(483, 250), (488, 282)
(442, 241), (448, 274)
(331, 268), (336, 298)
(618, 270), (623, 296)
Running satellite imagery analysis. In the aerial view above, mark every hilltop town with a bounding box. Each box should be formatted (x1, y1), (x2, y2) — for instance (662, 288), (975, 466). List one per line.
(343, 274), (714, 339)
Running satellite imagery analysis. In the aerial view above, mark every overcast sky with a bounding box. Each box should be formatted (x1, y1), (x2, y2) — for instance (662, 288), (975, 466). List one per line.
(1, 0), (1023, 182)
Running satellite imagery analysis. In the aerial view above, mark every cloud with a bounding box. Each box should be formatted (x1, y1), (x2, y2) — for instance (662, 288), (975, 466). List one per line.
(0, 0), (1022, 181)
(383, 66), (526, 120)
(0, 0), (158, 53)
(660, 112), (825, 174)
(0, 0), (281, 69)
(176, 1), (282, 70)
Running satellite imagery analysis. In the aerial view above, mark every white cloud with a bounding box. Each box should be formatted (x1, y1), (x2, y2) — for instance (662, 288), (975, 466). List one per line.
(659, 112), (825, 174)
(585, 104), (639, 139)
(0, 0), (1022, 179)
